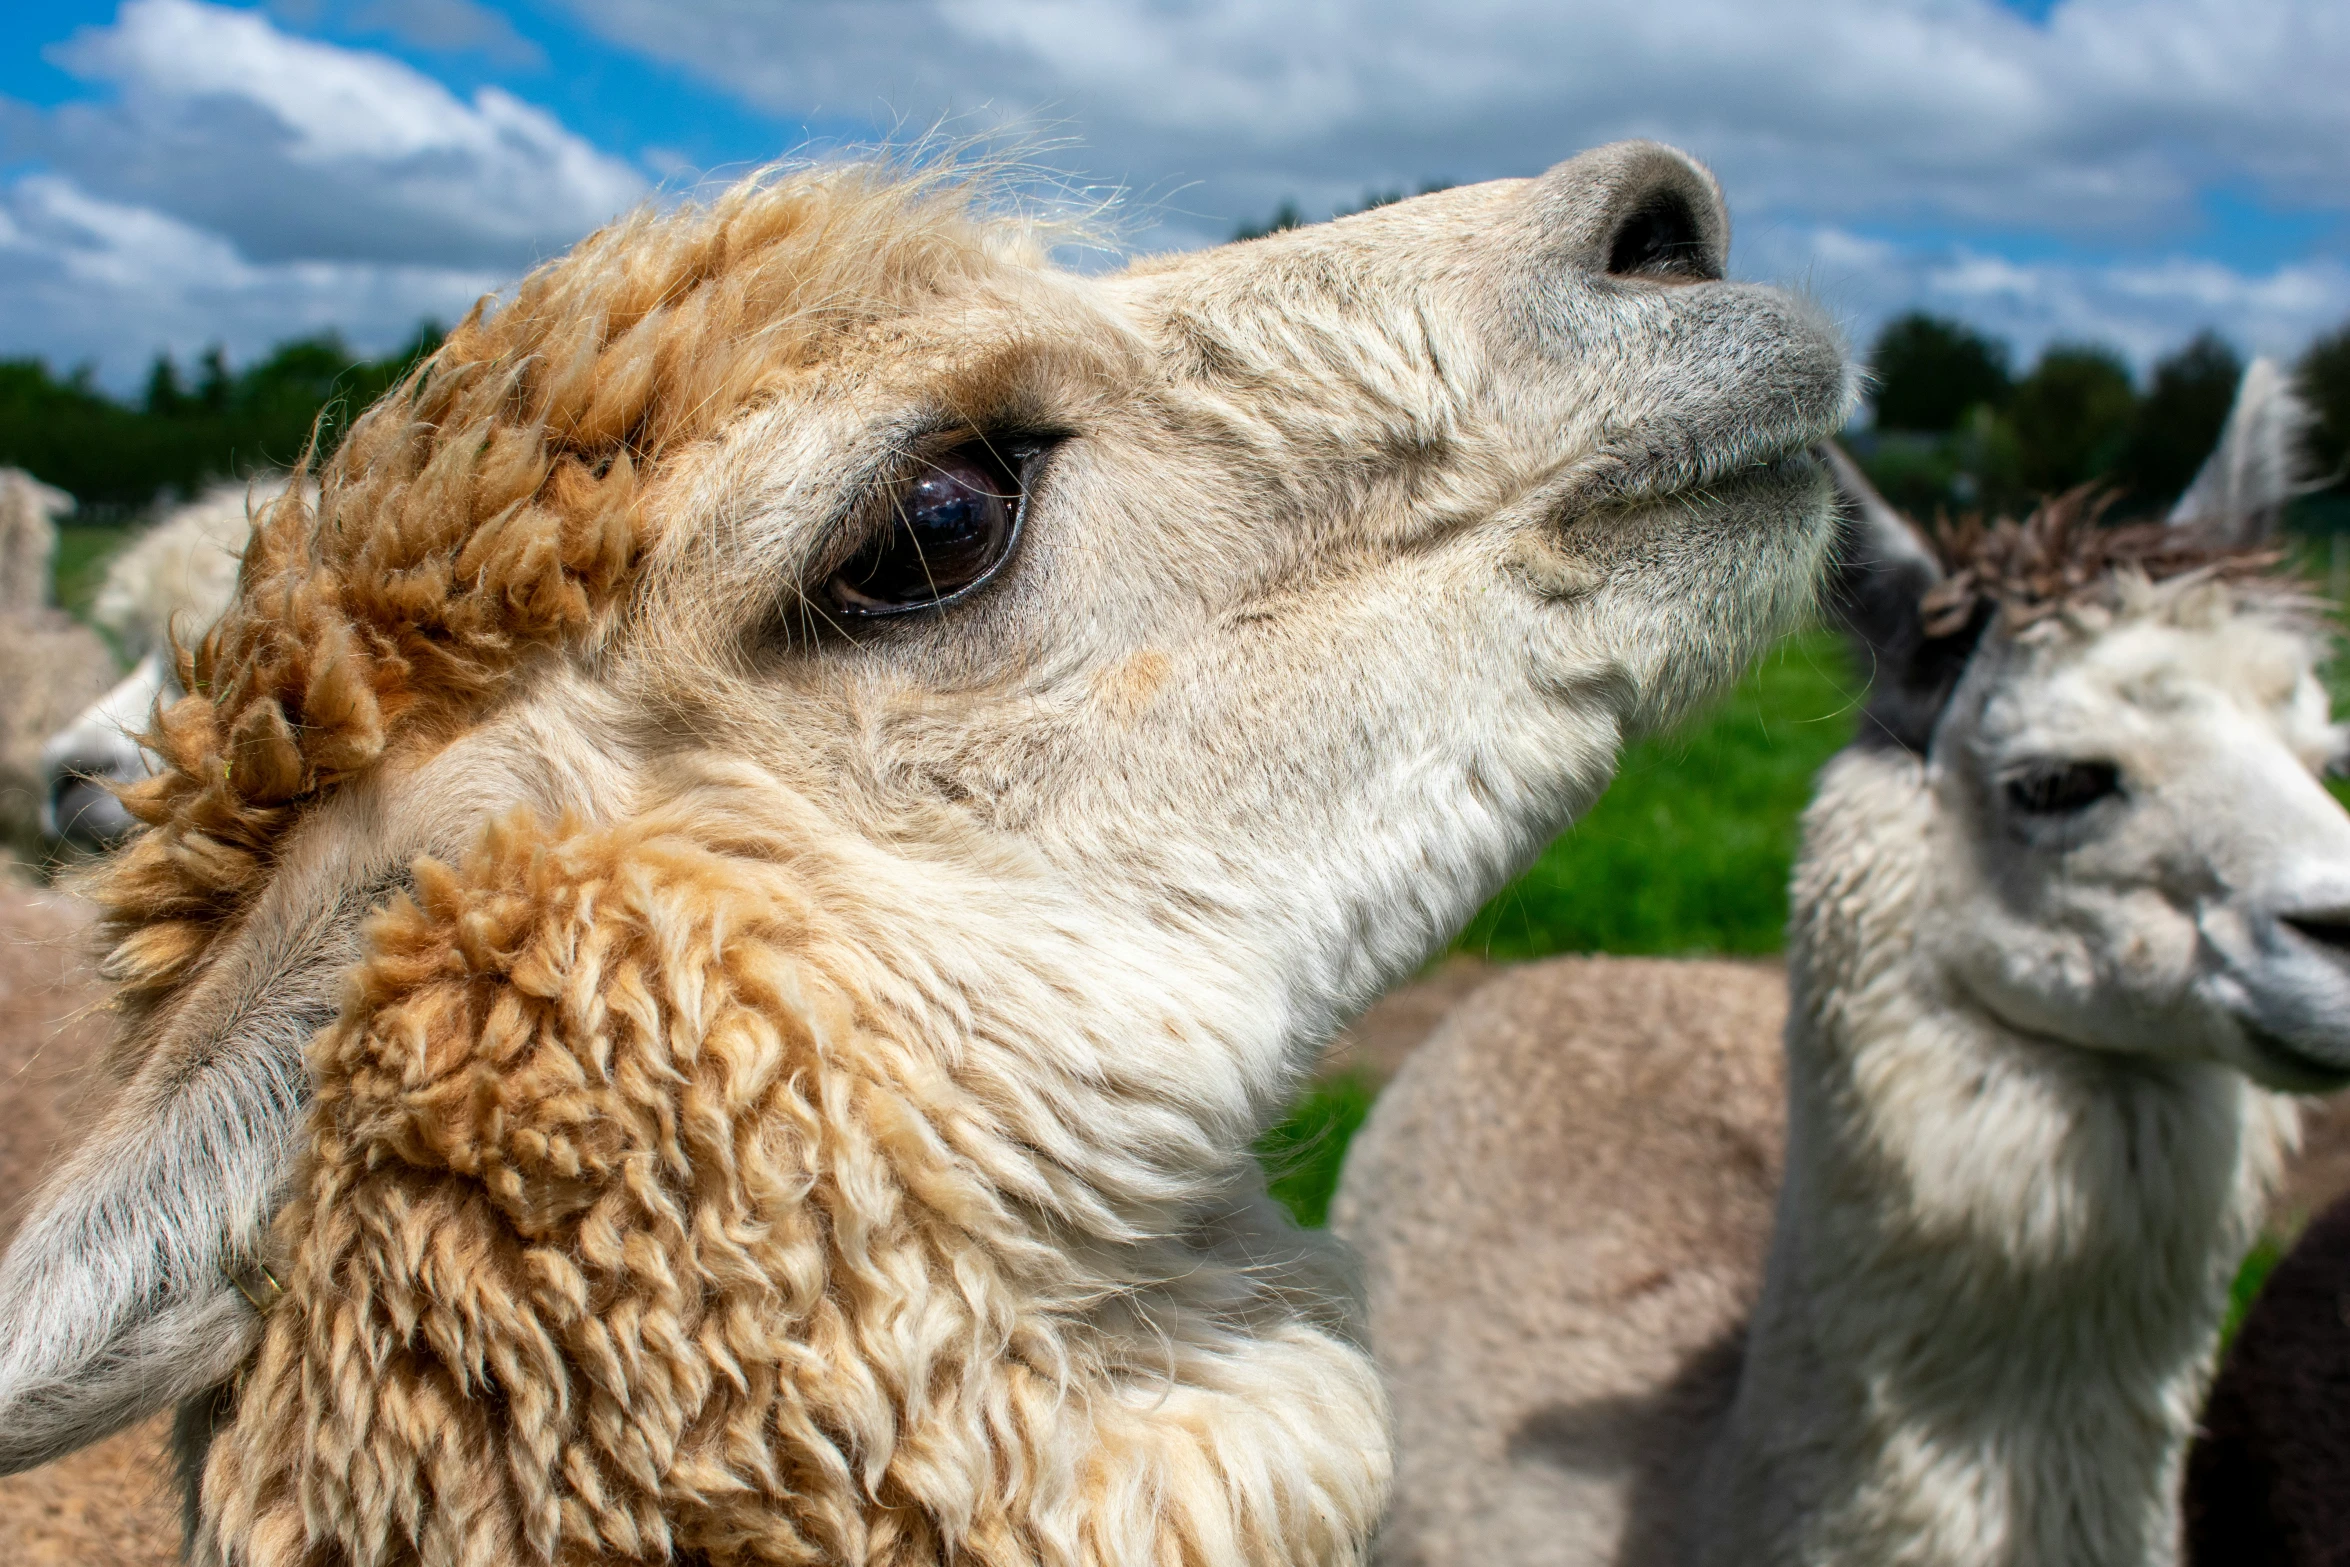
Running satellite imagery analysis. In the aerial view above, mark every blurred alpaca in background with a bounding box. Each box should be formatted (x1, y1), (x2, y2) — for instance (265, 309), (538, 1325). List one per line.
(40, 480), (265, 847)
(2186, 1188), (2350, 1565)
(0, 472), (113, 859)
(1338, 362), (2350, 1567)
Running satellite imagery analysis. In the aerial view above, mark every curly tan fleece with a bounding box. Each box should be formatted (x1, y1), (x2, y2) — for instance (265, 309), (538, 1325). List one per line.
(194, 800), (1380, 1567)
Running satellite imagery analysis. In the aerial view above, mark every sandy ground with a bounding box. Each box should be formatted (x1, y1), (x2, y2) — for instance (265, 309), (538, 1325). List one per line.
(0, 884), (182, 1567)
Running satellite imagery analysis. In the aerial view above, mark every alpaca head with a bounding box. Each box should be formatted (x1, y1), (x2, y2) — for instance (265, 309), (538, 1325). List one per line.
(41, 480), (264, 846)
(0, 144), (1850, 1477)
(1829, 362), (2350, 1091)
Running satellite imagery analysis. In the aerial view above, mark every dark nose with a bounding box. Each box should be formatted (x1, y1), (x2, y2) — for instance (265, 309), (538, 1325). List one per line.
(1524, 140), (1730, 283)
(2279, 908), (2350, 960)
(51, 774), (135, 847)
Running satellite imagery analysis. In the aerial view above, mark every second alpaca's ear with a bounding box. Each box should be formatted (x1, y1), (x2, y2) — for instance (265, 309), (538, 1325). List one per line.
(2169, 358), (2317, 544)
(1820, 443), (1986, 755)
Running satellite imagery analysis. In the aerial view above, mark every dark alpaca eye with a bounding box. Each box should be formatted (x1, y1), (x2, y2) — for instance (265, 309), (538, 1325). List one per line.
(829, 445), (1027, 616)
(2004, 760), (2122, 817)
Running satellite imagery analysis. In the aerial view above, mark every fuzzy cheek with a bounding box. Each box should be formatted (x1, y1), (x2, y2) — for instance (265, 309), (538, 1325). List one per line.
(1091, 648), (1172, 725)
(2004, 930), (2097, 1008)
(1940, 909), (2096, 1030)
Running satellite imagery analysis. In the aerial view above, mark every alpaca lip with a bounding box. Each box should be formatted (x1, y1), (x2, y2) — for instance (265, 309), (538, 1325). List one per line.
(2239, 1022), (2350, 1093)
(1553, 442), (1821, 526)
(1699, 447), (1824, 501)
(1655, 444), (1822, 511)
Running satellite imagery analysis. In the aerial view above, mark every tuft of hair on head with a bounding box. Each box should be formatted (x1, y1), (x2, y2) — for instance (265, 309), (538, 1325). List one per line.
(79, 153), (1057, 1023)
(1918, 488), (2290, 639)
(1821, 359), (2323, 757)
(1916, 356), (2323, 637)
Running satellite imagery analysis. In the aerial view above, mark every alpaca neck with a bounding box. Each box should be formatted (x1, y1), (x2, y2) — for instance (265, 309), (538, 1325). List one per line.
(1698, 748), (2292, 1567)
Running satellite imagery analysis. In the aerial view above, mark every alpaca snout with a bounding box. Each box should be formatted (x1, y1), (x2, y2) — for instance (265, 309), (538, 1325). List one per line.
(1508, 144), (1854, 513)
(1523, 140), (1729, 284)
(38, 652), (172, 846)
(2205, 897), (2350, 1089)
(46, 773), (134, 847)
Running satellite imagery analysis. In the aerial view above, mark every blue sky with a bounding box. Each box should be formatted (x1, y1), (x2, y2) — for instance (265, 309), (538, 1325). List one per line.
(2, 0), (2345, 392)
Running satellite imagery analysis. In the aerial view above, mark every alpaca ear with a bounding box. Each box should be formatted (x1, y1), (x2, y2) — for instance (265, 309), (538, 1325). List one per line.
(1818, 444), (1986, 754)
(0, 853), (414, 1474)
(2168, 358), (2317, 543)
(0, 985), (319, 1474)
(1821, 443), (1939, 643)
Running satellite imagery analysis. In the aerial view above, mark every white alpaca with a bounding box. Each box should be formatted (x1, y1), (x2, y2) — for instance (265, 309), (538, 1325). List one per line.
(0, 471), (71, 615)
(1336, 363), (2350, 1567)
(0, 149), (1852, 1564)
(88, 482), (257, 664)
(38, 482), (266, 845)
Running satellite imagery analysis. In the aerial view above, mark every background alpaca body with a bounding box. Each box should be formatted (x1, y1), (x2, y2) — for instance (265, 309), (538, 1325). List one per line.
(1333, 955), (1788, 1565)
(0, 471), (69, 615)
(1338, 367), (2350, 1566)
(0, 147), (1852, 1565)
(2184, 1189), (2350, 1564)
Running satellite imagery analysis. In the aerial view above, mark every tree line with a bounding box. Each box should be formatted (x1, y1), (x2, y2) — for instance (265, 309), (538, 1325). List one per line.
(8, 290), (2348, 532)
(0, 325), (442, 520)
(1858, 313), (2350, 524)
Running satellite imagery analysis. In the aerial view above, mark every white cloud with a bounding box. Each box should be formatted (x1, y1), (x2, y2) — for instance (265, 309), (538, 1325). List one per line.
(342, 0), (547, 66)
(35, 0), (643, 268)
(556, 0), (2350, 251)
(0, 172), (500, 382)
(548, 0), (2350, 367)
(1, 0), (2342, 389)
(1747, 222), (2350, 372)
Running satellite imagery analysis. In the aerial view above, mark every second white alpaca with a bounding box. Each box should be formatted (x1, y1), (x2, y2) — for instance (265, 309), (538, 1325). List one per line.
(1338, 364), (2350, 1566)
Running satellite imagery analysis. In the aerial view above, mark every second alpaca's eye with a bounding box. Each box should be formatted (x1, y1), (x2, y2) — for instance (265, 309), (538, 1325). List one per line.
(2004, 760), (2122, 817)
(830, 446), (1026, 616)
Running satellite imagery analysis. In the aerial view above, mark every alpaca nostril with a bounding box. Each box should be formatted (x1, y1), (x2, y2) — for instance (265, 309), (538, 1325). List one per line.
(1524, 142), (1729, 285)
(2282, 913), (2350, 957)
(1605, 191), (1716, 282)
